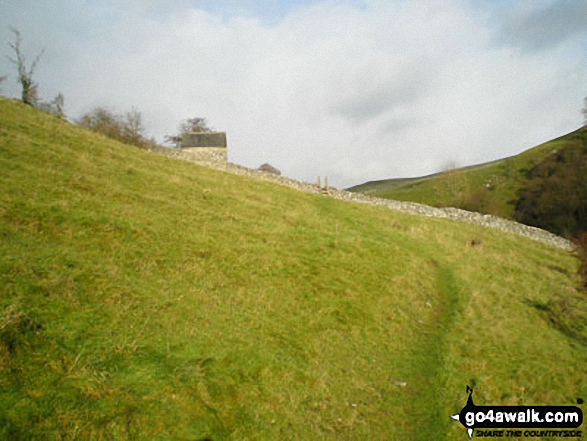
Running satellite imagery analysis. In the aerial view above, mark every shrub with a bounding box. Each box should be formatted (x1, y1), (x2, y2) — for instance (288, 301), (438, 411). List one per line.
(258, 163), (281, 175)
(512, 134), (587, 237)
(77, 106), (155, 149)
(459, 187), (501, 216)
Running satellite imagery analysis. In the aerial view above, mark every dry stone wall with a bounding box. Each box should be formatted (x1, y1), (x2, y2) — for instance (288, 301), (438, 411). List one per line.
(180, 147), (227, 166)
(151, 148), (574, 251)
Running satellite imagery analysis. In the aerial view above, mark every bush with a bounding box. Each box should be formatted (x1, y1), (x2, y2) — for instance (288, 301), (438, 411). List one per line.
(459, 187), (502, 216)
(512, 134), (587, 237)
(78, 107), (124, 138)
(77, 106), (155, 149)
(258, 163), (281, 175)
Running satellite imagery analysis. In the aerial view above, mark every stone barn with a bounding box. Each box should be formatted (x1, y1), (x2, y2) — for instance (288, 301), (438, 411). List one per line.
(180, 132), (227, 166)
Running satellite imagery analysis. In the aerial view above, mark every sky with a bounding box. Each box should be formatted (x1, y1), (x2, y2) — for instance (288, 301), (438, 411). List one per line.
(0, 0), (586, 188)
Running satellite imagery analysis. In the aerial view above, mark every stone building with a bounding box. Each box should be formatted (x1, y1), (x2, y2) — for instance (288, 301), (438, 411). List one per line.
(180, 132), (227, 165)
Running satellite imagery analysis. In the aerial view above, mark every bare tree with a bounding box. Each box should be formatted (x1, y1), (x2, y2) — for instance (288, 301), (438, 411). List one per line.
(0, 75), (6, 93)
(77, 106), (123, 139)
(39, 92), (66, 118)
(124, 106), (144, 142)
(180, 117), (212, 134)
(164, 117), (213, 149)
(51, 92), (65, 118)
(77, 105), (154, 149)
(6, 28), (44, 106)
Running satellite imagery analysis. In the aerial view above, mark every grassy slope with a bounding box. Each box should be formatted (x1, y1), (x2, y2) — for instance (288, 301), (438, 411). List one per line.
(0, 98), (585, 440)
(348, 128), (586, 218)
(346, 175), (439, 194)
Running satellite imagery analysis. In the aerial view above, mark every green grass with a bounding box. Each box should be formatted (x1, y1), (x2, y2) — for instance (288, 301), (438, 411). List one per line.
(349, 128), (587, 218)
(1, 97), (586, 440)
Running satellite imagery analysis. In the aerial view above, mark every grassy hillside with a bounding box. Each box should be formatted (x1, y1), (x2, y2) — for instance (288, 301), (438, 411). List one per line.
(1, 98), (585, 440)
(348, 128), (587, 218)
(346, 175), (441, 194)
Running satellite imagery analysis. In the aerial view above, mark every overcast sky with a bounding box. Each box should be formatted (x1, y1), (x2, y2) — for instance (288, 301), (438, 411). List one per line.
(1, 0), (586, 188)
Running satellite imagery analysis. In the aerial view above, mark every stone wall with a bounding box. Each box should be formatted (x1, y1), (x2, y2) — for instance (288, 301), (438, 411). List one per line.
(181, 147), (227, 166)
(151, 147), (574, 251)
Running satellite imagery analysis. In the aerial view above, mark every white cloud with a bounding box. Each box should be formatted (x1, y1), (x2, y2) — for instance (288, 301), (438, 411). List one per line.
(0, 0), (585, 188)
(494, 0), (587, 52)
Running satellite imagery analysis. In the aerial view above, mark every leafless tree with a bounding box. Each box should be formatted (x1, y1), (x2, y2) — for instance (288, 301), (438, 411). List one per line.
(180, 117), (212, 134)
(124, 106), (144, 141)
(39, 92), (66, 118)
(51, 92), (65, 118)
(6, 28), (45, 106)
(77, 105), (154, 149)
(164, 117), (213, 149)
(77, 106), (121, 136)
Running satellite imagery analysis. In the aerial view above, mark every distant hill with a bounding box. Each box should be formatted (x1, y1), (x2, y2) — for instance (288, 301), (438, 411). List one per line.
(1, 97), (585, 440)
(347, 127), (586, 219)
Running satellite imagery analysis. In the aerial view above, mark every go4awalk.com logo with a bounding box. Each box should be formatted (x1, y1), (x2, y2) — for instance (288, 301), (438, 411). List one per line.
(451, 386), (584, 439)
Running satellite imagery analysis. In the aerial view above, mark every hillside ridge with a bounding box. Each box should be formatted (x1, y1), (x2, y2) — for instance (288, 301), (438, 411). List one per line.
(346, 156), (507, 194)
(344, 126), (586, 221)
